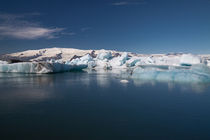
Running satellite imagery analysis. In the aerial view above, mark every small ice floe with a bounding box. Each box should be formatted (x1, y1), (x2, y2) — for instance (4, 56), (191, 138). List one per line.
(120, 79), (129, 83)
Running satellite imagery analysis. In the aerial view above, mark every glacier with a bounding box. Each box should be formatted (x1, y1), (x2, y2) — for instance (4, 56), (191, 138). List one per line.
(0, 48), (210, 83)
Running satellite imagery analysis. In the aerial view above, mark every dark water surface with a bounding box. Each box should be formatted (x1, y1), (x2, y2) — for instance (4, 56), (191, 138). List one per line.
(1, 71), (210, 140)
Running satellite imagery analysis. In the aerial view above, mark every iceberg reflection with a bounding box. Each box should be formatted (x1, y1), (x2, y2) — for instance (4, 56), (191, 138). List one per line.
(132, 79), (210, 93)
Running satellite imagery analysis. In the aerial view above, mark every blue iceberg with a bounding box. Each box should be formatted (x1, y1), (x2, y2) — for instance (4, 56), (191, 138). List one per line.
(130, 64), (210, 83)
(0, 62), (87, 74)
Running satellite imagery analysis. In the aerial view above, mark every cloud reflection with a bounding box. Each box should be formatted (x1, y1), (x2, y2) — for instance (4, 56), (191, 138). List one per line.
(0, 74), (56, 111)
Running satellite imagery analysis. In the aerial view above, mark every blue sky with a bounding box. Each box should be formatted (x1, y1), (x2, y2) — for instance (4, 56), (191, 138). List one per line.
(0, 0), (210, 54)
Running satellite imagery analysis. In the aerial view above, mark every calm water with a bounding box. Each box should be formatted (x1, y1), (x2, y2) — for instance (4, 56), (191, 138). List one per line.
(1, 71), (210, 140)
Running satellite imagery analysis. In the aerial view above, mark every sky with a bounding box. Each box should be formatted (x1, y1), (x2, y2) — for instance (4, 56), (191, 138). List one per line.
(0, 0), (210, 54)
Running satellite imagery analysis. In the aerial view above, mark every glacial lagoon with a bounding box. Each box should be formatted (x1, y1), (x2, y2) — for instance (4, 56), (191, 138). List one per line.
(1, 71), (210, 139)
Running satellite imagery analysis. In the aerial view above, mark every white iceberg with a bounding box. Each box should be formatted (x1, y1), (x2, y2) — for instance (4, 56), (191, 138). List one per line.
(0, 60), (8, 64)
(1, 48), (210, 80)
(67, 54), (96, 69)
(96, 51), (112, 60)
(109, 52), (128, 68)
(126, 57), (140, 67)
(180, 54), (201, 66)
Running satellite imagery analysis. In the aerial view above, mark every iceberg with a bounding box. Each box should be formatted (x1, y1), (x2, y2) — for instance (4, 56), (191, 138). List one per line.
(0, 62), (87, 74)
(126, 57), (140, 67)
(130, 64), (210, 83)
(67, 54), (96, 69)
(180, 54), (201, 66)
(109, 52), (128, 68)
(0, 62), (52, 73)
(1, 48), (210, 79)
(0, 60), (8, 64)
(68, 54), (93, 65)
(96, 51), (112, 60)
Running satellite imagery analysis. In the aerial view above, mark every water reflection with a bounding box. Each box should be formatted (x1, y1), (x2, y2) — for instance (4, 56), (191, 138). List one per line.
(0, 73), (56, 111)
(0, 73), (55, 87)
(132, 78), (210, 93)
(0, 70), (210, 107)
(85, 69), (210, 92)
(1, 71), (210, 139)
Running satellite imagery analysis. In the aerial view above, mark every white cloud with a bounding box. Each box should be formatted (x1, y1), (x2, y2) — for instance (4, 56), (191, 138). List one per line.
(0, 13), (66, 40)
(0, 26), (64, 39)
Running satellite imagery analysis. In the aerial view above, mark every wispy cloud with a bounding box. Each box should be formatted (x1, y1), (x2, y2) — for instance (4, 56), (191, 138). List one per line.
(112, 0), (146, 6)
(0, 13), (66, 40)
(0, 26), (64, 39)
(112, 1), (130, 6)
(61, 32), (76, 36)
(81, 27), (92, 32)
